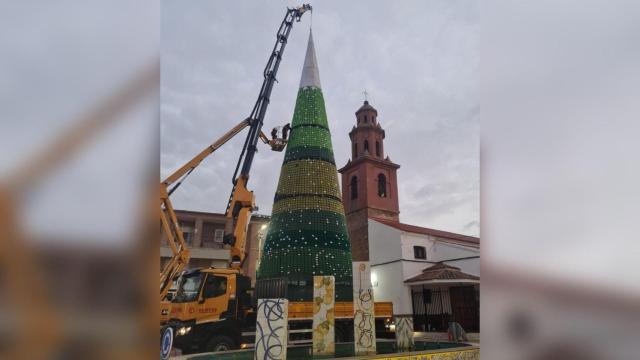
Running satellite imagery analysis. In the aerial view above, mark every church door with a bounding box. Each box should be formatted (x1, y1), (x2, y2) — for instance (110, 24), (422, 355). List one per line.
(449, 286), (479, 332)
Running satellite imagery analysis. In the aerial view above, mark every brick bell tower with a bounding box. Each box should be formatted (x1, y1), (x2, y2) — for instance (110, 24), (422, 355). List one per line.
(338, 100), (400, 261)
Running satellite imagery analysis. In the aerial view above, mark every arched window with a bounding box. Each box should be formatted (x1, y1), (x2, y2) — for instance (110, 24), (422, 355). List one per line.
(364, 115), (368, 123)
(350, 176), (358, 200)
(375, 141), (381, 157)
(353, 142), (358, 157)
(377, 174), (387, 197)
(364, 140), (369, 153)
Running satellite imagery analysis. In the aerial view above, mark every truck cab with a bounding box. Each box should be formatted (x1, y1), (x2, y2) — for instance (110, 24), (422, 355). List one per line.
(162, 268), (254, 354)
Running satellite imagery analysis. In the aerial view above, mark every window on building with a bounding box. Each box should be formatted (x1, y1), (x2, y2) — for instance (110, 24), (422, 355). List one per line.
(353, 142), (358, 157)
(364, 140), (369, 153)
(364, 115), (368, 123)
(377, 173), (387, 197)
(414, 246), (426, 259)
(202, 222), (224, 248)
(203, 275), (227, 298)
(214, 229), (224, 243)
(376, 141), (381, 157)
(179, 221), (195, 246)
(350, 176), (358, 199)
(181, 231), (192, 245)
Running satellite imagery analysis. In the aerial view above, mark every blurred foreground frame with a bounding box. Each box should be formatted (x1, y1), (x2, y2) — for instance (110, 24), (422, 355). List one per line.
(482, 265), (640, 360)
(0, 61), (159, 359)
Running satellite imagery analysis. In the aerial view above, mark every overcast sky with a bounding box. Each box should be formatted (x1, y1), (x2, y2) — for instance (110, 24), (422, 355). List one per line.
(161, 0), (478, 236)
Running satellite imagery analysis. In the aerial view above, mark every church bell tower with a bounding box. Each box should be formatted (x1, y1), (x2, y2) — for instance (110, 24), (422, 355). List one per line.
(338, 100), (400, 261)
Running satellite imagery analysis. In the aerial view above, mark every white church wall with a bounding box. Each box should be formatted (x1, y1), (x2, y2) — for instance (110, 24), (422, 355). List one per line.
(445, 258), (480, 276)
(402, 260), (432, 280)
(400, 232), (480, 276)
(430, 239), (479, 262)
(400, 232), (435, 260)
(368, 220), (412, 314)
(368, 219), (403, 265)
(431, 239), (479, 276)
(370, 261), (412, 314)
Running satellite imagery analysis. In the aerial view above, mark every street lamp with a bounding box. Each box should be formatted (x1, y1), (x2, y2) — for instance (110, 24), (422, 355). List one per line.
(371, 272), (378, 287)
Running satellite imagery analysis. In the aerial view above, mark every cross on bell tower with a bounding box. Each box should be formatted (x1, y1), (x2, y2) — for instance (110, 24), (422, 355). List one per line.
(338, 100), (400, 261)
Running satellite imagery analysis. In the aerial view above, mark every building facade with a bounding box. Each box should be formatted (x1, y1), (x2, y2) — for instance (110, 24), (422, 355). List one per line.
(369, 218), (479, 332)
(160, 209), (270, 286)
(339, 101), (480, 332)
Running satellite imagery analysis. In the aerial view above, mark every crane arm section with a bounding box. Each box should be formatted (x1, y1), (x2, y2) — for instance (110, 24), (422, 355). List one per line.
(232, 4), (311, 183)
(162, 118), (250, 190)
(159, 118), (249, 300)
(223, 4), (311, 272)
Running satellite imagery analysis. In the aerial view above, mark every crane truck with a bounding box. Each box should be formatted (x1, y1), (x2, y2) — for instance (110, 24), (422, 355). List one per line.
(159, 5), (393, 357)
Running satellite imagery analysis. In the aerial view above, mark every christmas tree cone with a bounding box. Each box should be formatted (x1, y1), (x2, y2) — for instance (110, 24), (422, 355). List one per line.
(257, 31), (353, 301)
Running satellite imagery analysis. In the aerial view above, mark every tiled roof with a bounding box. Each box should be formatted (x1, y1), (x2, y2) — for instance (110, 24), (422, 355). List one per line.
(370, 217), (479, 245)
(404, 263), (480, 283)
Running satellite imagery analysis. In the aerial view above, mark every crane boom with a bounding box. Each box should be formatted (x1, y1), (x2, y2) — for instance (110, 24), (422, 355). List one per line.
(232, 4), (311, 184)
(223, 4), (311, 270)
(160, 4), (312, 300)
(162, 118), (250, 192)
(159, 118), (249, 300)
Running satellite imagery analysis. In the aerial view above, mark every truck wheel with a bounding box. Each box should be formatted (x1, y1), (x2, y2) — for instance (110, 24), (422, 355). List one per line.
(205, 336), (235, 352)
(160, 326), (173, 360)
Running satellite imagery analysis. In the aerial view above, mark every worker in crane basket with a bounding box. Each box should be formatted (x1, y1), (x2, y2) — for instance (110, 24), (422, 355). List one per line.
(282, 123), (291, 140)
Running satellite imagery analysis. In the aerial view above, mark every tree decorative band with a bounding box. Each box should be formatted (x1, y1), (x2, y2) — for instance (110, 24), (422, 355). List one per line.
(257, 85), (353, 301)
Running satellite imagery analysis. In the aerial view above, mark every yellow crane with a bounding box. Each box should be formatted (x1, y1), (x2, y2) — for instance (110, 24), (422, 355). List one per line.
(159, 5), (311, 358)
(159, 117), (287, 300)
